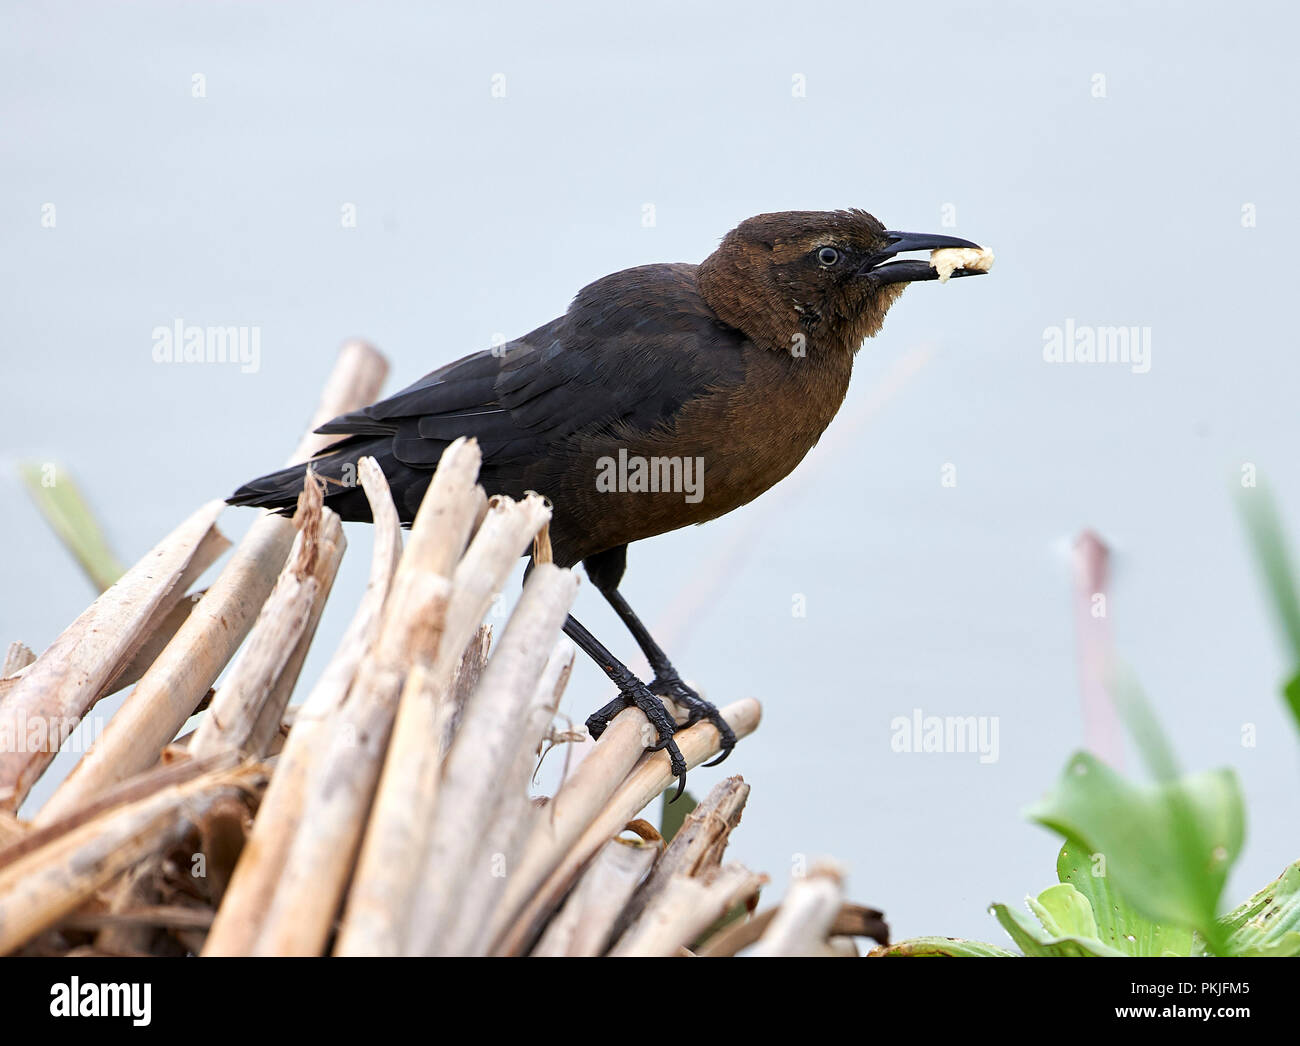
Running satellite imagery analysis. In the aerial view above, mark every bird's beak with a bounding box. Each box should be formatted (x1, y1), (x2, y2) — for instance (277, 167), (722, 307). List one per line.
(861, 230), (988, 285)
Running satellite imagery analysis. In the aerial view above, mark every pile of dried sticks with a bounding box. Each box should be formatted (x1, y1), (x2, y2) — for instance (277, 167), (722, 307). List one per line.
(0, 343), (887, 957)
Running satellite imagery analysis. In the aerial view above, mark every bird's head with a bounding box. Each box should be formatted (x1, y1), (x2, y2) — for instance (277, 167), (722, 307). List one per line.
(698, 209), (987, 353)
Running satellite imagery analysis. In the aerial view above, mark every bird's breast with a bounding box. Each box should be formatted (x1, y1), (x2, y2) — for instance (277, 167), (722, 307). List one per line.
(552, 348), (853, 561)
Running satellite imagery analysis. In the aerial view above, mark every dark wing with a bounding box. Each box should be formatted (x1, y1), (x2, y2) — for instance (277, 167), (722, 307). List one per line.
(316, 262), (748, 469)
(229, 263), (748, 517)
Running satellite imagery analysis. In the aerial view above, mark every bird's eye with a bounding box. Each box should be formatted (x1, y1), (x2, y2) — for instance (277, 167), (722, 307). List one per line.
(817, 247), (840, 266)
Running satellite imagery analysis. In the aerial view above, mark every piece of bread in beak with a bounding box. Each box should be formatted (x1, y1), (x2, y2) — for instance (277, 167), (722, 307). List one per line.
(930, 245), (995, 283)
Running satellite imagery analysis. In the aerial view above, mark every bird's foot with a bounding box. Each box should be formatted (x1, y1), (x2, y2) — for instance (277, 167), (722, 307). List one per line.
(586, 682), (689, 800)
(649, 674), (737, 768)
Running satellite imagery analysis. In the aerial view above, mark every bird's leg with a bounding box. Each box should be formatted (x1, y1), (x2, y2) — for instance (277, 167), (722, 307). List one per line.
(597, 587), (737, 767)
(561, 614), (688, 798)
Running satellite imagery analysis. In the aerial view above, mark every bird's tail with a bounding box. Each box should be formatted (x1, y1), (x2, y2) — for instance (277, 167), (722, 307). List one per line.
(227, 437), (387, 523)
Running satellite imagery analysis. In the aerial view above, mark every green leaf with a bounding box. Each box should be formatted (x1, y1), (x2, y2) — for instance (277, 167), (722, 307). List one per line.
(1056, 835), (1196, 956)
(1237, 482), (1300, 733)
(19, 462), (125, 592)
(1030, 883), (1099, 940)
(1027, 752), (1244, 949)
(991, 900), (1125, 957)
(1285, 672), (1300, 734)
(1218, 859), (1300, 957)
(874, 936), (1018, 957)
(658, 788), (696, 842)
(1238, 483), (1300, 661)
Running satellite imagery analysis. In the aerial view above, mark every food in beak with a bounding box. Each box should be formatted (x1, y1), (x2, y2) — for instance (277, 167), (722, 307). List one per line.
(930, 245), (995, 283)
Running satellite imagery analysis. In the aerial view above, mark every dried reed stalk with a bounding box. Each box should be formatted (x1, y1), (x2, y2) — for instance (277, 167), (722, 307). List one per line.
(36, 344), (387, 825)
(749, 860), (846, 956)
(696, 900), (887, 957)
(447, 636), (575, 955)
(0, 812), (25, 848)
(0, 500), (225, 812)
(101, 525), (231, 698)
(329, 630), (487, 956)
(190, 480), (345, 758)
(202, 458), (402, 956)
(609, 863), (766, 957)
(219, 442), (535, 956)
(336, 474), (553, 956)
(486, 707), (653, 952)
(532, 835), (659, 957)
(414, 567), (579, 955)
(494, 697), (762, 955)
(1, 335), (824, 960)
(3, 643), (35, 677)
(0, 760), (265, 955)
(618, 775), (749, 933)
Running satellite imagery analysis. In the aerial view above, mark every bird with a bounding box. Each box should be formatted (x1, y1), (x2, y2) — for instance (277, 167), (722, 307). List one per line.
(229, 209), (990, 795)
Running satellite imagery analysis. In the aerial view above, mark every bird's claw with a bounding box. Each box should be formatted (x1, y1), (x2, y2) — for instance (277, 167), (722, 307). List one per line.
(585, 682), (688, 800)
(650, 674), (737, 767)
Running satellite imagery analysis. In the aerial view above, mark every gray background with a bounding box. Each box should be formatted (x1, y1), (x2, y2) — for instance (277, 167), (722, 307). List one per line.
(2, 0), (1297, 943)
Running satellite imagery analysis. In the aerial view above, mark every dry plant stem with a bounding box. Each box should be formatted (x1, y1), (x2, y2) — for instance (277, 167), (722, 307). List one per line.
(240, 444), (496, 956)
(339, 486), (554, 956)
(93, 861), (162, 956)
(331, 664), (450, 957)
(101, 525), (231, 698)
(443, 625), (491, 750)
(0, 500), (225, 812)
(1, 753), (239, 870)
(36, 346), (387, 826)
(102, 590), (205, 700)
(430, 629), (577, 956)
(619, 775), (749, 933)
(413, 564), (577, 954)
(331, 633), (484, 956)
(609, 863), (766, 957)
(332, 441), (489, 956)
(339, 488), (549, 956)
(35, 514), (294, 825)
(196, 794), (252, 907)
(203, 460), (400, 955)
(456, 638), (575, 953)
(0, 762), (265, 955)
(436, 491), (549, 673)
(494, 697), (761, 956)
(694, 907), (777, 956)
(0, 812), (25, 849)
(3, 643), (35, 677)
(253, 568), (450, 954)
(244, 489), (347, 754)
(532, 837), (659, 957)
(70, 905), (215, 933)
(0, 645), (36, 705)
(486, 709), (646, 953)
(203, 461), (406, 956)
(750, 861), (846, 957)
(698, 901), (886, 956)
(293, 458), (403, 732)
(401, 437), (487, 580)
(190, 489), (345, 758)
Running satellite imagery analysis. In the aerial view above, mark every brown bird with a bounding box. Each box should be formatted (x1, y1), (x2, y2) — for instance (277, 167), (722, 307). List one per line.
(229, 209), (989, 793)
